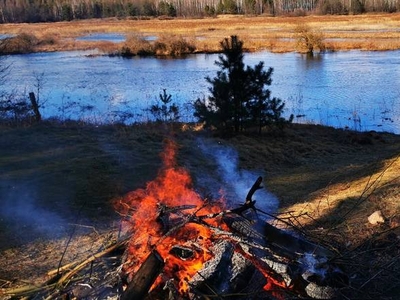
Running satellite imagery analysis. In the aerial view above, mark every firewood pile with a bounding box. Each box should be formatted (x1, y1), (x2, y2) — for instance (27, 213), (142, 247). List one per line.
(118, 176), (348, 300)
(1, 140), (350, 299)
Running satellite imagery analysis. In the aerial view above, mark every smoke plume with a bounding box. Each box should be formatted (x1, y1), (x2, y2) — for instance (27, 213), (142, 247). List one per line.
(0, 180), (68, 244)
(196, 139), (279, 215)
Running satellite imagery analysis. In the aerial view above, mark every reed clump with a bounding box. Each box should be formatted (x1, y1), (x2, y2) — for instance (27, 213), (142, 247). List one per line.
(119, 33), (196, 57)
(120, 34), (153, 56)
(0, 32), (38, 54)
(153, 34), (196, 56)
(0, 32), (62, 54)
(37, 33), (58, 45)
(294, 23), (326, 54)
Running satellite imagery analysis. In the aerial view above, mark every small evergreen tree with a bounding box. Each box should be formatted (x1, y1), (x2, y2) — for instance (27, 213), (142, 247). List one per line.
(194, 35), (292, 134)
(149, 89), (179, 122)
(194, 36), (249, 133)
(246, 61), (293, 133)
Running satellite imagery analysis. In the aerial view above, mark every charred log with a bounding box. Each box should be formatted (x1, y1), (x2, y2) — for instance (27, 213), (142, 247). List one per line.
(222, 213), (265, 242)
(189, 240), (269, 299)
(121, 250), (164, 300)
(263, 222), (333, 258)
(246, 176), (263, 203)
(189, 240), (235, 296)
(221, 209), (348, 299)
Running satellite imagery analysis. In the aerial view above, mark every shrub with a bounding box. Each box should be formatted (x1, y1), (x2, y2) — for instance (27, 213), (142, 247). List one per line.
(154, 35), (196, 56)
(38, 33), (58, 46)
(0, 95), (34, 124)
(294, 24), (325, 55)
(120, 34), (154, 56)
(0, 33), (38, 54)
(157, 1), (177, 17)
(121, 34), (196, 57)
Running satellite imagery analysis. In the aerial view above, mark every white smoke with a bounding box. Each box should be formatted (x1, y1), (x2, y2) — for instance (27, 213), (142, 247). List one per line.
(196, 139), (279, 215)
(0, 181), (68, 242)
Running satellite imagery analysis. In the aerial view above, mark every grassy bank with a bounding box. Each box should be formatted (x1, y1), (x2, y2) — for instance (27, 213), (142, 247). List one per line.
(0, 121), (399, 298)
(1, 14), (400, 55)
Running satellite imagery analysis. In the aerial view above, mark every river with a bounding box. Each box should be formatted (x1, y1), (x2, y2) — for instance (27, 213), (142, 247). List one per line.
(3, 49), (400, 133)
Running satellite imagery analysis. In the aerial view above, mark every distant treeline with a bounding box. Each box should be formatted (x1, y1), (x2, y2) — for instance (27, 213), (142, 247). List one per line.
(0, 0), (398, 23)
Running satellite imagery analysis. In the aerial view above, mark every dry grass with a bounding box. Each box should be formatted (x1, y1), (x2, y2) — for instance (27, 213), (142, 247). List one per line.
(119, 33), (196, 56)
(1, 14), (400, 54)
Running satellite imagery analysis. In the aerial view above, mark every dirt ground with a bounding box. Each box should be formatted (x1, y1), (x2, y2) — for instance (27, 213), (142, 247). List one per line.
(0, 122), (399, 299)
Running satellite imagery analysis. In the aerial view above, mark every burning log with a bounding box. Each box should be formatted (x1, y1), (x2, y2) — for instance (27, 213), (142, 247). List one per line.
(121, 250), (165, 300)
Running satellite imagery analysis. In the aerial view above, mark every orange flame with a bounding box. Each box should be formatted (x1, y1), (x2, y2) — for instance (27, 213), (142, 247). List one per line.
(115, 139), (226, 294)
(115, 139), (290, 297)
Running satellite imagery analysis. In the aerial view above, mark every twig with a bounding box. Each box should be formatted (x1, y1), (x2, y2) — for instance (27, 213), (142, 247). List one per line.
(359, 254), (400, 289)
(56, 238), (128, 287)
(67, 223), (100, 236)
(57, 223), (77, 275)
(334, 155), (399, 227)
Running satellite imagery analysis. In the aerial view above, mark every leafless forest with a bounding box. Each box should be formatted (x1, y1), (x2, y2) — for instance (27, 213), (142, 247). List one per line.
(0, 0), (398, 23)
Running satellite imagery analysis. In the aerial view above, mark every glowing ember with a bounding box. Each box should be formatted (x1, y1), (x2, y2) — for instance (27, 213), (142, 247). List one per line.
(115, 139), (227, 294)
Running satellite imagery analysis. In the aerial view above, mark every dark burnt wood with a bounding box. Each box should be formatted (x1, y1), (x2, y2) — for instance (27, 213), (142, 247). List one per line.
(121, 250), (164, 300)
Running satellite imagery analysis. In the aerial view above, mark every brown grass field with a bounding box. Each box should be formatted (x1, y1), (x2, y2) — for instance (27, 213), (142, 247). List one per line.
(1, 13), (400, 53)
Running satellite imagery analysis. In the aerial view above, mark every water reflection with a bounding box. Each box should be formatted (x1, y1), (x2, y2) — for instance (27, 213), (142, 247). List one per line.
(0, 34), (14, 39)
(76, 33), (126, 43)
(2, 50), (400, 134)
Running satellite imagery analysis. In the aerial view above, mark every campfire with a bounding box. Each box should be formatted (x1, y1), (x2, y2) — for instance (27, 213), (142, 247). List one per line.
(1, 139), (348, 300)
(115, 139), (347, 299)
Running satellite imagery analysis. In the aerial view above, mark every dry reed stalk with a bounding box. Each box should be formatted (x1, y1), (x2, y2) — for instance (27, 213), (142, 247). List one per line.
(47, 261), (79, 277)
(1, 238), (128, 299)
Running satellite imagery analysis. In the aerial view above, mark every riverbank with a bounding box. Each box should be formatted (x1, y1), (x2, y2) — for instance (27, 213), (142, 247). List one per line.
(0, 121), (399, 298)
(1, 13), (400, 55)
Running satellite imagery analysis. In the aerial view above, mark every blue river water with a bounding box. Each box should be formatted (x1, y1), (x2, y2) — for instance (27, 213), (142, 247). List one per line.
(3, 49), (400, 133)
